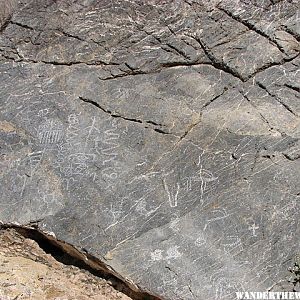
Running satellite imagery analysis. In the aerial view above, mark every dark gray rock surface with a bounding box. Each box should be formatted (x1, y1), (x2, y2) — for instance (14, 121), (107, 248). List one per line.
(0, 0), (300, 299)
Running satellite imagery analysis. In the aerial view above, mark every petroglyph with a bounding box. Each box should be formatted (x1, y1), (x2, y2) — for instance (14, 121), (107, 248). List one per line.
(0, 0), (299, 299)
(37, 119), (64, 145)
(150, 246), (182, 262)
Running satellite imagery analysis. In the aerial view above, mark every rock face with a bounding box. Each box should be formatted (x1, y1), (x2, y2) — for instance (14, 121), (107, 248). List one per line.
(0, 0), (299, 299)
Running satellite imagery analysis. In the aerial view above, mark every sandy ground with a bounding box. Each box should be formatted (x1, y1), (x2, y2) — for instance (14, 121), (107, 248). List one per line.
(0, 229), (132, 300)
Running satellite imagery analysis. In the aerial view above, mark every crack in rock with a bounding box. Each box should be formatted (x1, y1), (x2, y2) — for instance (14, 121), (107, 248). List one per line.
(217, 6), (286, 54)
(0, 0), (16, 32)
(256, 81), (299, 117)
(79, 96), (171, 135)
(0, 223), (163, 300)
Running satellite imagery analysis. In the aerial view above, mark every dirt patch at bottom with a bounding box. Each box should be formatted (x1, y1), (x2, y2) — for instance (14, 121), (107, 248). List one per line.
(0, 228), (132, 300)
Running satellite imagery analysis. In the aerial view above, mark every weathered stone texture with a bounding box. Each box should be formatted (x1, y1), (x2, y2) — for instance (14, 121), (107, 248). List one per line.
(0, 0), (299, 299)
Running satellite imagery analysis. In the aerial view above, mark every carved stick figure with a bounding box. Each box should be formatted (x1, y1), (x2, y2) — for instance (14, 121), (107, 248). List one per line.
(163, 179), (180, 208)
(248, 223), (259, 237)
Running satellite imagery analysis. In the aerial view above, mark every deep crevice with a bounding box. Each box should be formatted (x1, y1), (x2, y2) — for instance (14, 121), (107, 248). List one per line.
(284, 83), (300, 93)
(256, 81), (298, 117)
(153, 128), (169, 134)
(0, 2), (16, 33)
(0, 224), (163, 300)
(38, 60), (105, 67)
(79, 96), (142, 123)
(247, 52), (300, 80)
(57, 28), (85, 42)
(281, 26), (300, 43)
(10, 20), (35, 31)
(0, 54), (116, 67)
(217, 6), (286, 54)
(99, 69), (151, 81)
(164, 42), (191, 61)
(282, 152), (300, 161)
(0, 19), (12, 33)
(190, 35), (244, 81)
(79, 96), (171, 135)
